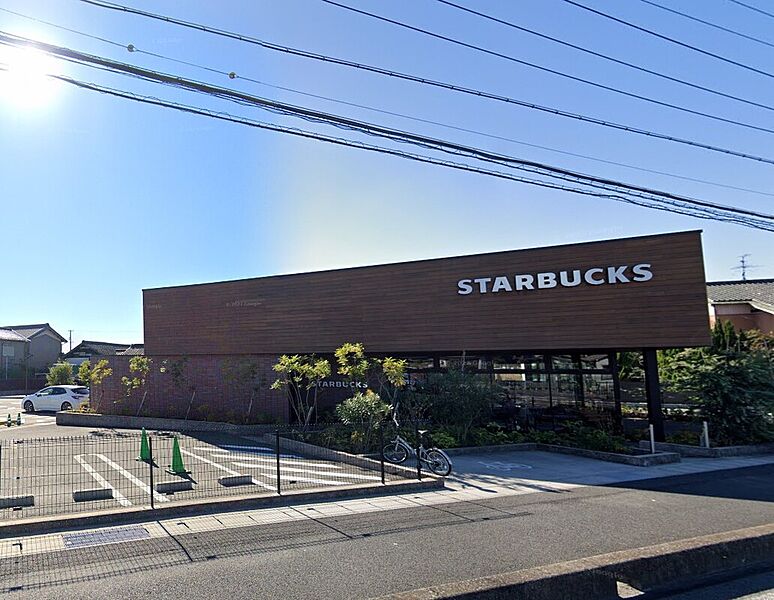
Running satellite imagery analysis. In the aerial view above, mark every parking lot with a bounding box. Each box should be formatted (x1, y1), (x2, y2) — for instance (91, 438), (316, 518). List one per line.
(0, 395), (56, 431)
(0, 429), (391, 521)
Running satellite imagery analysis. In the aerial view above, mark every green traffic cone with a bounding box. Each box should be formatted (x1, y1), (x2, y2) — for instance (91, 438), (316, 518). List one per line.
(138, 427), (151, 462)
(167, 437), (189, 476)
(16, 413), (21, 426)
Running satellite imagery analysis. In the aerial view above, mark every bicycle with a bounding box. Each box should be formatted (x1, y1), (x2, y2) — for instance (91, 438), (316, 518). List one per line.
(382, 404), (453, 477)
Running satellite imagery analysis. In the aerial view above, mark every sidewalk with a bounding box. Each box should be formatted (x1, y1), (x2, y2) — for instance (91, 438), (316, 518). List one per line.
(1, 456), (772, 598)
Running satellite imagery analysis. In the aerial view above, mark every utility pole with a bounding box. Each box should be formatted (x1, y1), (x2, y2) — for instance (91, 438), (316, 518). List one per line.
(731, 254), (761, 281)
(68, 330), (73, 353)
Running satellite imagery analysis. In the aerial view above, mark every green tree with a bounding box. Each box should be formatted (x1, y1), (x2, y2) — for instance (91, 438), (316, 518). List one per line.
(77, 361), (92, 386)
(334, 342), (407, 406)
(159, 357), (198, 419)
(121, 356), (153, 416)
(410, 370), (502, 445)
(46, 362), (74, 385)
(660, 322), (774, 445)
(617, 351), (643, 380)
(335, 390), (391, 452)
(271, 354), (331, 427)
(77, 359), (113, 411)
(221, 358), (263, 423)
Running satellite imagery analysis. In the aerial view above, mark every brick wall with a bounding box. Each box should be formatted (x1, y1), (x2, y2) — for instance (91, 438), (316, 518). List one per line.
(96, 354), (290, 423)
(95, 354), (358, 424)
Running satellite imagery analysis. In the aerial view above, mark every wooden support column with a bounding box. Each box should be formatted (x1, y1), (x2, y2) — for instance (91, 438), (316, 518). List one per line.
(609, 352), (623, 434)
(643, 349), (665, 442)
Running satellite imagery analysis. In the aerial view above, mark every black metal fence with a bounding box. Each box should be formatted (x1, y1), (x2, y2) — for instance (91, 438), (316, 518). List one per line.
(0, 427), (420, 522)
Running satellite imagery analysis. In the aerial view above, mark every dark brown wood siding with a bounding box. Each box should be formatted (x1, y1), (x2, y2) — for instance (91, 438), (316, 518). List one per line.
(143, 231), (710, 355)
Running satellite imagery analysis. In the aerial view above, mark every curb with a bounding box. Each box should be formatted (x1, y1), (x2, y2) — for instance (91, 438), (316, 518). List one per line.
(0, 477), (443, 539)
(375, 523), (774, 600)
(444, 442), (680, 466)
(638, 440), (774, 458)
(55, 411), (278, 434)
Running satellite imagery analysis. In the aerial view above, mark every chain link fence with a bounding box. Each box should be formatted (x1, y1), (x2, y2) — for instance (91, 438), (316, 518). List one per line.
(0, 426), (421, 522)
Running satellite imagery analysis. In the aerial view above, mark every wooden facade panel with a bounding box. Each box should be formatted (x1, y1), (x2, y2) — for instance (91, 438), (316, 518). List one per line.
(144, 231), (710, 355)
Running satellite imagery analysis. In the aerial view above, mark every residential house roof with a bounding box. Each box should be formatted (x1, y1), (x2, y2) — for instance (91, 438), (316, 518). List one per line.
(0, 323), (67, 343)
(117, 345), (145, 356)
(0, 329), (29, 343)
(64, 340), (144, 359)
(707, 279), (774, 314)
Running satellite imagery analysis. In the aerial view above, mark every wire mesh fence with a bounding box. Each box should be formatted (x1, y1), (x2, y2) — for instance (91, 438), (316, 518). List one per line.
(0, 426), (421, 522)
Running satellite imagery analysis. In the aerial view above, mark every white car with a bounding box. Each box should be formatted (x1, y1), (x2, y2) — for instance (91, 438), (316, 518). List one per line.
(22, 385), (90, 413)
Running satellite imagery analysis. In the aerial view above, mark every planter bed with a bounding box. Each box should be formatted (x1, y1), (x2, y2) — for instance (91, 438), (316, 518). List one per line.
(56, 411), (278, 434)
(445, 442), (680, 466)
(638, 440), (774, 458)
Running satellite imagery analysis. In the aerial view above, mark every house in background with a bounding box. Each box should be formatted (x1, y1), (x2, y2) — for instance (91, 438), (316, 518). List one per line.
(707, 279), (774, 334)
(64, 340), (144, 368)
(0, 323), (66, 373)
(0, 328), (30, 380)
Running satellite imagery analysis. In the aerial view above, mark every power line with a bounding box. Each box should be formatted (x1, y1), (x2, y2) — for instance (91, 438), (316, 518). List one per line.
(320, 0), (774, 135)
(5, 64), (770, 231)
(75, 0), (774, 166)
(434, 0), (774, 113)
(562, 0), (774, 80)
(637, 0), (774, 50)
(6, 5), (772, 198)
(3, 32), (771, 229)
(727, 0), (774, 20)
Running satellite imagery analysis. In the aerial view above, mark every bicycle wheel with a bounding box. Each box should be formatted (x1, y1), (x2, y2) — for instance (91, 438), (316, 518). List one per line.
(383, 441), (409, 464)
(425, 449), (452, 476)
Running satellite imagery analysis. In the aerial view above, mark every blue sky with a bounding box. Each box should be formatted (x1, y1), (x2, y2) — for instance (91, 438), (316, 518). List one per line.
(1, 0), (772, 350)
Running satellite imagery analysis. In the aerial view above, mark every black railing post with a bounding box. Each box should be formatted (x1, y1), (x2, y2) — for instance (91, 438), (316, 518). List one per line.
(379, 424), (385, 485)
(415, 428), (422, 481)
(275, 430), (281, 495)
(148, 434), (155, 509)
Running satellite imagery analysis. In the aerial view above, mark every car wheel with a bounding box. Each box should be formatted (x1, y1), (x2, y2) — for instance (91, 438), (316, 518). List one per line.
(61, 401), (73, 411)
(23, 400), (34, 413)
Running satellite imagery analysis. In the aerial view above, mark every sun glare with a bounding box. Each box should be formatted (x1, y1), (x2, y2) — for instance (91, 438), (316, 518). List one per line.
(0, 45), (59, 110)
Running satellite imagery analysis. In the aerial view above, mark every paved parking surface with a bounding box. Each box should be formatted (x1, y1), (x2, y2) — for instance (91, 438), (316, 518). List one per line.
(446, 449), (774, 497)
(0, 396), (55, 431)
(0, 431), (391, 521)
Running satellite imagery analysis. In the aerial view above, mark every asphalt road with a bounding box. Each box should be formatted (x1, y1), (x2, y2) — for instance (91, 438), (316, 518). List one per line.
(3, 464), (773, 599)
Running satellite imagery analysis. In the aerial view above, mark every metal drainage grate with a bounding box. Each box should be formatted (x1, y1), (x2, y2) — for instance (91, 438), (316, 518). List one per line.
(62, 526), (151, 549)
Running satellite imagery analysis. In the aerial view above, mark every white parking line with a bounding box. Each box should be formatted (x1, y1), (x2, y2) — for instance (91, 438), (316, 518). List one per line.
(181, 449), (275, 490)
(193, 446), (297, 459)
(181, 449), (241, 476)
(92, 454), (169, 503)
(210, 454), (344, 470)
(230, 464), (352, 487)
(229, 462), (382, 481)
(74, 455), (132, 507)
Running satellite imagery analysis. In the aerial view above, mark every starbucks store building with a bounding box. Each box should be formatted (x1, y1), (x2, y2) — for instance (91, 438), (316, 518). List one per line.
(99, 230), (710, 440)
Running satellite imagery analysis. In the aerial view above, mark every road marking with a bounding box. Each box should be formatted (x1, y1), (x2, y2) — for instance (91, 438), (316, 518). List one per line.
(74, 455), (131, 507)
(229, 462), (381, 481)
(92, 454), (169, 503)
(181, 450), (275, 490)
(194, 445), (298, 459)
(218, 444), (277, 453)
(230, 464), (352, 486)
(181, 449), (241, 476)
(477, 461), (534, 471)
(211, 454), (344, 470)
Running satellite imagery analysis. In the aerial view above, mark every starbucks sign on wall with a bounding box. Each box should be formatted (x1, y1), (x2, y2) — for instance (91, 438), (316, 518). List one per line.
(457, 263), (653, 295)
